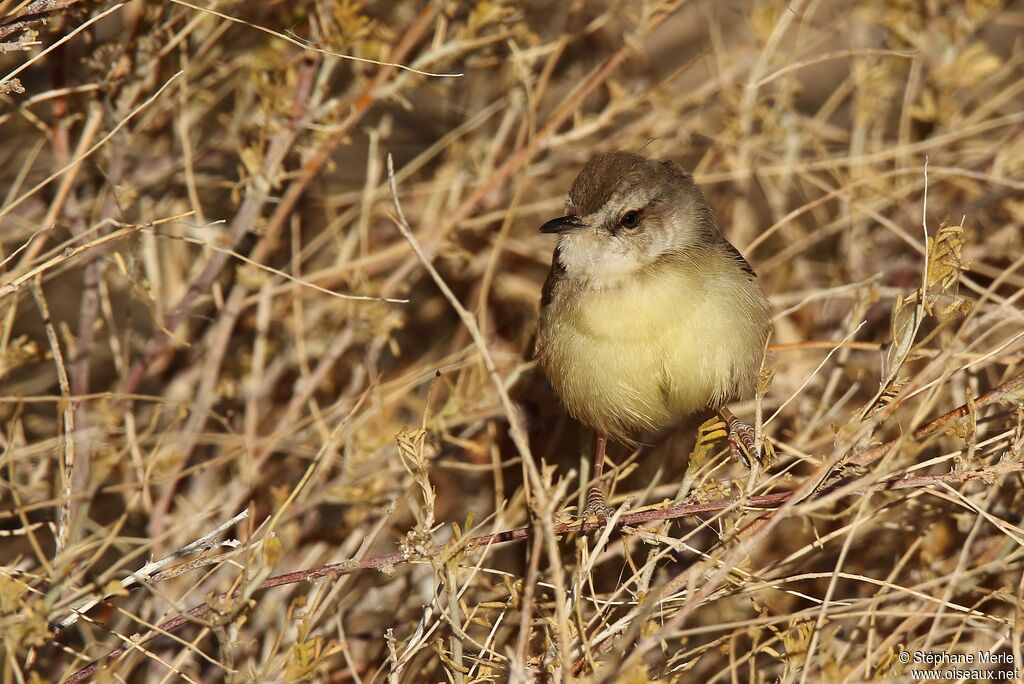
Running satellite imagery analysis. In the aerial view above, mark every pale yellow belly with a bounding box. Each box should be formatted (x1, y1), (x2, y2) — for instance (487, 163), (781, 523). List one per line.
(539, 267), (767, 441)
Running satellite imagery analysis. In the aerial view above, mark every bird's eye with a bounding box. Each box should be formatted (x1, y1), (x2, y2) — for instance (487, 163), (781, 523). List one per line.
(619, 210), (642, 229)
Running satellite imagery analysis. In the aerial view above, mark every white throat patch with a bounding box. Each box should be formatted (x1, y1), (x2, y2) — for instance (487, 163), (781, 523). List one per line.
(556, 232), (642, 287)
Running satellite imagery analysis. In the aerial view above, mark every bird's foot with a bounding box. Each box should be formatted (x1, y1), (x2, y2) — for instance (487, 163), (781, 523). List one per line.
(725, 416), (774, 470)
(582, 485), (611, 525)
(689, 416), (729, 473)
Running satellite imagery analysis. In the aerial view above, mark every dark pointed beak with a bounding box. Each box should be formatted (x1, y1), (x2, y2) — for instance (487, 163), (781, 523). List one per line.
(539, 215), (585, 234)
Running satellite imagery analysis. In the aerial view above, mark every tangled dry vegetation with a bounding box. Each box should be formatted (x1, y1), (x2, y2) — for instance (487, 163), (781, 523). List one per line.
(2, 0), (1024, 681)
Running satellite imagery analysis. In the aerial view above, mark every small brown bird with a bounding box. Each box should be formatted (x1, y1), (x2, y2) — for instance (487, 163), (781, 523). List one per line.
(535, 151), (771, 516)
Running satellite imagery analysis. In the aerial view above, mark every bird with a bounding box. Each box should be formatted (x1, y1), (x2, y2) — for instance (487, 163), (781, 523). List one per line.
(535, 151), (771, 518)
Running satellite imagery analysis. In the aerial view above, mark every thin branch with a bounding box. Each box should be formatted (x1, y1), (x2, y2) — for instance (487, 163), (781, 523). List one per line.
(0, 68), (180, 224)
(58, 461), (1022, 684)
(852, 369), (1024, 467)
(30, 278), (74, 555)
(51, 509), (250, 632)
(168, 0), (461, 78)
(0, 0), (85, 41)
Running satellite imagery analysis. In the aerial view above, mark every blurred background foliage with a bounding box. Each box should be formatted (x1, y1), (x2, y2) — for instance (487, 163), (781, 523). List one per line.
(1, 0), (1023, 681)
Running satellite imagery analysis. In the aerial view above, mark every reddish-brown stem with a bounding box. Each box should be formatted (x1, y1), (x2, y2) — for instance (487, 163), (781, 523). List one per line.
(59, 462), (1021, 684)
(851, 369), (1024, 466)
(58, 367), (1024, 681)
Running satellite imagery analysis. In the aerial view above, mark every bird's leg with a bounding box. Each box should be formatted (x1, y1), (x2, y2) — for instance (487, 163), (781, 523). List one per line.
(719, 406), (773, 469)
(583, 433), (611, 522)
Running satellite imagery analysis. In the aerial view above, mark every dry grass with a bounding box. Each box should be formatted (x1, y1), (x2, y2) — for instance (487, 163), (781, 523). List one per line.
(2, 0), (1024, 681)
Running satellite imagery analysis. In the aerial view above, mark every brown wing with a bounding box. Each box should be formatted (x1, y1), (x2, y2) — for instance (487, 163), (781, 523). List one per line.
(540, 245), (566, 310)
(706, 212), (756, 279)
(535, 246), (566, 362)
(722, 238), (756, 278)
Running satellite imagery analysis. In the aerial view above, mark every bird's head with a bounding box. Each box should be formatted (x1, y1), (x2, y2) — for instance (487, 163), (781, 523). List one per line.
(540, 151), (713, 286)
